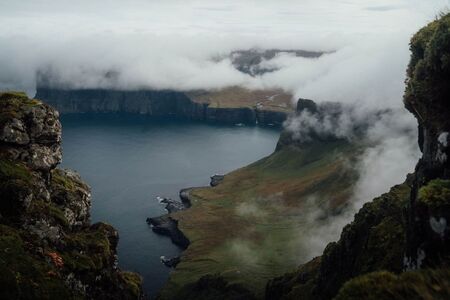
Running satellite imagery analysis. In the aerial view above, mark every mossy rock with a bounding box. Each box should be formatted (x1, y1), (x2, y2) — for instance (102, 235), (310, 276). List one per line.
(171, 274), (257, 300)
(120, 271), (143, 299)
(315, 182), (411, 298)
(27, 199), (70, 228)
(51, 169), (77, 192)
(404, 13), (450, 130)
(418, 179), (450, 214)
(335, 269), (450, 300)
(0, 159), (35, 220)
(0, 92), (41, 127)
(0, 224), (73, 299)
(265, 256), (321, 300)
(62, 229), (113, 272)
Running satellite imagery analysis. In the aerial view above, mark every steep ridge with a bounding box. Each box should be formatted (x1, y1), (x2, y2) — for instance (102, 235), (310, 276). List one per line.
(36, 86), (293, 126)
(265, 13), (450, 300)
(0, 92), (143, 299)
(153, 99), (364, 299)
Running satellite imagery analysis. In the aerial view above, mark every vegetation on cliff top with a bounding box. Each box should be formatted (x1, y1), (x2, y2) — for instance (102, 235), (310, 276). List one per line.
(0, 92), (143, 299)
(404, 13), (450, 129)
(159, 139), (361, 298)
(187, 86), (293, 112)
(335, 269), (450, 300)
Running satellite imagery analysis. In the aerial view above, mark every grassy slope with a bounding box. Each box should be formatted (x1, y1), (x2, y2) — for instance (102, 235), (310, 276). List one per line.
(160, 140), (362, 298)
(187, 86), (293, 112)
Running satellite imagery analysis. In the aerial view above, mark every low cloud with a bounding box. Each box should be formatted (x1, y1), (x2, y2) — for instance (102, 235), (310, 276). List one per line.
(0, 0), (447, 97)
(0, 0), (446, 267)
(284, 101), (420, 259)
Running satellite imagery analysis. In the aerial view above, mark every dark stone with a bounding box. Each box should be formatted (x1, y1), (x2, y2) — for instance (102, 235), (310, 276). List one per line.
(210, 174), (225, 187)
(161, 256), (181, 268)
(147, 215), (190, 249)
(158, 197), (186, 213)
(296, 98), (318, 114)
(179, 188), (194, 207)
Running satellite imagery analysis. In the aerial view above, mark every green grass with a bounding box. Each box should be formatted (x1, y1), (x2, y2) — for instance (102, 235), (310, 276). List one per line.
(0, 225), (73, 299)
(187, 86), (294, 112)
(160, 140), (362, 298)
(0, 91), (41, 127)
(418, 179), (450, 212)
(335, 269), (450, 300)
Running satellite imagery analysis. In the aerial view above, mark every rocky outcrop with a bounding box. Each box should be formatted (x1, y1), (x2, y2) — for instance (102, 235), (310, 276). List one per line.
(403, 13), (450, 270)
(0, 92), (142, 299)
(210, 174), (225, 187)
(168, 274), (257, 300)
(36, 87), (289, 126)
(230, 49), (324, 76)
(146, 215), (190, 249)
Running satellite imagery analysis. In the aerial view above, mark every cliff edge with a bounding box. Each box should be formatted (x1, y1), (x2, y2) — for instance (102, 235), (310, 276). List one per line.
(0, 92), (143, 299)
(265, 13), (450, 300)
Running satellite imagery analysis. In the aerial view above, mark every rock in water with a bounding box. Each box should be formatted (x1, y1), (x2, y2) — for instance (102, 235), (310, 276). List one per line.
(160, 256), (181, 268)
(158, 197), (186, 213)
(146, 215), (190, 249)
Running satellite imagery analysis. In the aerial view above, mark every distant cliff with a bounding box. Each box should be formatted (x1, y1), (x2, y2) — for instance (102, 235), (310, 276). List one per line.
(36, 87), (293, 127)
(0, 92), (143, 299)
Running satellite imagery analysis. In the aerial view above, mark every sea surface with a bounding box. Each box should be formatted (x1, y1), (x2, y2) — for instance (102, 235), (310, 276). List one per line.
(60, 114), (280, 297)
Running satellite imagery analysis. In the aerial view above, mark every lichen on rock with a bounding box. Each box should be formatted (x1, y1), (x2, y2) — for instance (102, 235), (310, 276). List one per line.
(0, 91), (143, 299)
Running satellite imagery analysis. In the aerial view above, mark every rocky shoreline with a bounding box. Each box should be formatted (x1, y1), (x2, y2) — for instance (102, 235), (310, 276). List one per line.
(146, 215), (190, 249)
(148, 176), (226, 268)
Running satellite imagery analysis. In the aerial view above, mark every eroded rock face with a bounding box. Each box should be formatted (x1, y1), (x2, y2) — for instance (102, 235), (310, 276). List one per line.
(403, 13), (450, 270)
(0, 92), (143, 299)
(0, 92), (62, 171)
(50, 168), (91, 228)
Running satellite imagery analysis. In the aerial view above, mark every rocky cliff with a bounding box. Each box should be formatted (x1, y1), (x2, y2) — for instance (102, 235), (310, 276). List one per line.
(0, 92), (143, 299)
(265, 13), (450, 300)
(35, 87), (292, 126)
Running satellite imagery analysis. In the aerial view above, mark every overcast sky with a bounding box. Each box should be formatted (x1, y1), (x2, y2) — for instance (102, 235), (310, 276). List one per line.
(0, 0), (449, 104)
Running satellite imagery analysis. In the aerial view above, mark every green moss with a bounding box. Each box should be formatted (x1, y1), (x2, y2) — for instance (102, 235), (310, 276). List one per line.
(0, 91), (41, 127)
(28, 200), (70, 228)
(120, 271), (143, 298)
(0, 225), (73, 299)
(172, 274), (257, 300)
(335, 269), (450, 300)
(62, 230), (112, 272)
(404, 13), (450, 128)
(0, 159), (35, 219)
(418, 179), (450, 212)
(0, 159), (32, 184)
(51, 169), (76, 192)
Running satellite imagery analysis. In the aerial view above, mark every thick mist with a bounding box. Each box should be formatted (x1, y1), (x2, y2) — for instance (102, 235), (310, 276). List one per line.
(0, 0), (447, 96)
(1, 0), (449, 263)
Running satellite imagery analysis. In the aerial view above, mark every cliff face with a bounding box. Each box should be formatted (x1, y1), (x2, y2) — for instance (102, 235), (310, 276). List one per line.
(403, 13), (450, 270)
(265, 13), (450, 300)
(35, 88), (289, 126)
(0, 92), (142, 299)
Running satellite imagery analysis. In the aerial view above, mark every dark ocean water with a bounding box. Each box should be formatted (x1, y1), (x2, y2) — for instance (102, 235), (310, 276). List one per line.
(59, 114), (280, 297)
